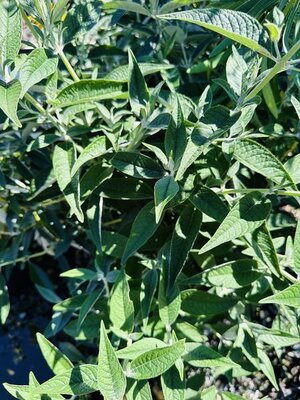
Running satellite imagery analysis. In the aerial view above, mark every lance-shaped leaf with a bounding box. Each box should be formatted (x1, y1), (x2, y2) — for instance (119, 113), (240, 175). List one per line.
(140, 269), (158, 326)
(159, 273), (181, 326)
(259, 283), (300, 308)
(103, 1), (151, 17)
(52, 80), (125, 108)
(0, 80), (22, 127)
(181, 290), (237, 315)
(105, 63), (173, 82)
(126, 379), (153, 400)
(4, 365), (98, 395)
(53, 142), (84, 222)
(154, 175), (179, 223)
(128, 49), (149, 115)
(87, 195), (102, 254)
(36, 333), (73, 375)
(116, 338), (166, 360)
(183, 343), (238, 368)
(122, 202), (160, 264)
(199, 192), (271, 254)
(168, 205), (202, 289)
(291, 95), (300, 119)
(109, 268), (135, 334)
(19, 48), (58, 97)
(111, 152), (165, 179)
(184, 259), (260, 289)
(0, 3), (21, 64)
(234, 139), (295, 186)
(126, 340), (185, 380)
(0, 273), (9, 324)
(190, 186), (228, 222)
(98, 322), (126, 400)
(158, 8), (272, 58)
(71, 136), (108, 176)
(294, 219), (300, 272)
(161, 360), (185, 400)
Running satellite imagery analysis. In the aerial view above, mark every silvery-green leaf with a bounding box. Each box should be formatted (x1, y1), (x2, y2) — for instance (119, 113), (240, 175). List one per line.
(0, 3), (21, 64)
(259, 283), (300, 307)
(36, 333), (73, 375)
(154, 175), (179, 223)
(19, 49), (58, 97)
(234, 139), (295, 186)
(161, 360), (185, 400)
(158, 8), (272, 58)
(116, 338), (166, 360)
(98, 322), (126, 400)
(4, 365), (98, 395)
(291, 95), (300, 119)
(105, 63), (173, 82)
(128, 49), (149, 115)
(53, 142), (84, 222)
(0, 273), (9, 324)
(183, 343), (238, 368)
(109, 268), (134, 334)
(126, 379), (153, 400)
(111, 152), (165, 179)
(181, 290), (237, 315)
(52, 80), (125, 108)
(0, 80), (22, 127)
(103, 1), (151, 17)
(126, 340), (185, 380)
(199, 192), (271, 254)
(284, 154), (300, 184)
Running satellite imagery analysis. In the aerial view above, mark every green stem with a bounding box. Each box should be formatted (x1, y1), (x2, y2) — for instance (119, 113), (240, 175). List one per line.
(220, 188), (300, 197)
(245, 39), (300, 102)
(58, 50), (80, 82)
(24, 93), (62, 130)
(0, 250), (49, 268)
(281, 269), (298, 284)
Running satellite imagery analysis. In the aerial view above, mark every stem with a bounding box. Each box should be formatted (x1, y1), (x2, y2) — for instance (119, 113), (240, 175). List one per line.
(220, 188), (300, 197)
(281, 269), (298, 284)
(58, 50), (80, 82)
(245, 39), (300, 102)
(0, 250), (49, 268)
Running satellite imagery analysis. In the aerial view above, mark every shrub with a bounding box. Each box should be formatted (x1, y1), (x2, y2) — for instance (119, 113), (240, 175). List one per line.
(1, 0), (300, 398)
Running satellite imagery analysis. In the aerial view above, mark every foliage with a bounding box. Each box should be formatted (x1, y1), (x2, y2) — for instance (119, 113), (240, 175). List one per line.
(1, 0), (300, 398)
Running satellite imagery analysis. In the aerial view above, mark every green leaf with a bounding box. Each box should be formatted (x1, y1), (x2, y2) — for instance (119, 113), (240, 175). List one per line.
(199, 192), (271, 254)
(159, 273), (181, 326)
(126, 379), (153, 400)
(99, 178), (153, 200)
(102, 231), (128, 258)
(109, 268), (135, 334)
(294, 219), (300, 272)
(161, 361), (185, 400)
(122, 201), (160, 264)
(291, 95), (300, 119)
(251, 223), (281, 277)
(60, 268), (97, 280)
(62, 1), (101, 44)
(165, 99), (187, 171)
(116, 338), (166, 360)
(52, 80), (125, 108)
(190, 187), (228, 222)
(126, 340), (185, 380)
(105, 63), (173, 82)
(181, 290), (237, 315)
(36, 333), (73, 375)
(98, 322), (127, 400)
(284, 154), (300, 184)
(87, 194), (102, 254)
(167, 205), (202, 290)
(0, 273), (9, 324)
(53, 142), (84, 222)
(234, 139), (295, 186)
(258, 348), (279, 390)
(111, 152), (165, 179)
(184, 259), (260, 289)
(103, 1), (151, 17)
(19, 49), (58, 97)
(72, 136), (107, 175)
(226, 46), (248, 97)
(183, 343), (238, 368)
(0, 3), (21, 64)
(4, 365), (98, 395)
(140, 269), (158, 326)
(77, 289), (102, 329)
(0, 80), (22, 127)
(128, 49), (149, 115)
(154, 175), (179, 223)
(259, 283), (300, 307)
(158, 8), (272, 58)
